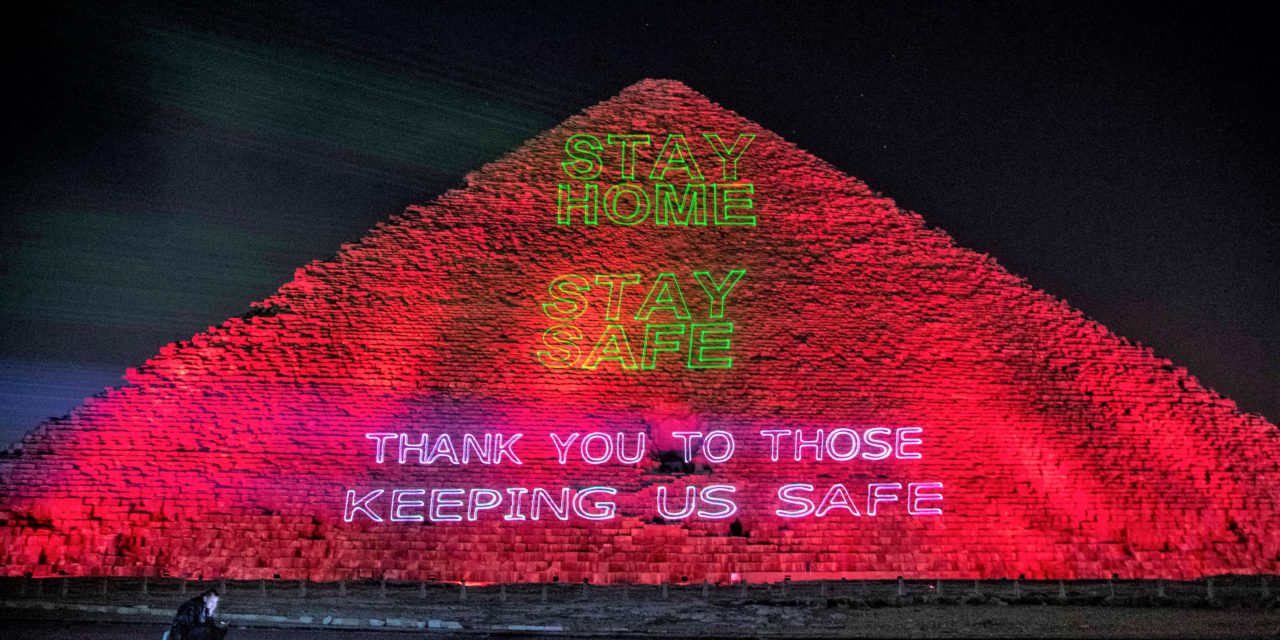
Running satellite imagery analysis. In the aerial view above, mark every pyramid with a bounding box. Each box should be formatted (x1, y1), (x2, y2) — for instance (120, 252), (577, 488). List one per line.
(1, 80), (1276, 583)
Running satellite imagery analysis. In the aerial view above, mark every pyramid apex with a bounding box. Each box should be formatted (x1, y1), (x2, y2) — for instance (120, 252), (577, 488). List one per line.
(616, 78), (705, 99)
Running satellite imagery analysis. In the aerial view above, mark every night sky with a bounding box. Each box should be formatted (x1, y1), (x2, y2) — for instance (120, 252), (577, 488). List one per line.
(2, 1), (1276, 447)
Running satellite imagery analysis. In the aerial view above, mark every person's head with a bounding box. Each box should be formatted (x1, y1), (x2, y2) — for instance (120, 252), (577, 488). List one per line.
(200, 589), (220, 611)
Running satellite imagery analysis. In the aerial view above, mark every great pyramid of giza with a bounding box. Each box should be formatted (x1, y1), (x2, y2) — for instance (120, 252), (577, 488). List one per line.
(1, 80), (1275, 583)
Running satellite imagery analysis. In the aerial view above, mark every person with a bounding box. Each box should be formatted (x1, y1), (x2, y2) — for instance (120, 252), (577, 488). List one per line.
(168, 588), (227, 640)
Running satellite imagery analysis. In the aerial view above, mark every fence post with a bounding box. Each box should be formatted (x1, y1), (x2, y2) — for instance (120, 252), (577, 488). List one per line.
(379, 577), (387, 600)
(259, 580), (266, 598)
(1107, 575), (1115, 598)
(299, 580), (306, 599)
(1058, 580), (1067, 598)
(218, 578), (226, 596)
(499, 584), (507, 603)
(1013, 577), (1020, 599)
(338, 580), (346, 598)
(60, 578), (68, 599)
(179, 579), (187, 597)
(897, 576), (905, 598)
(783, 576), (791, 597)
(935, 578), (942, 598)
(972, 579), (981, 596)
(100, 577), (108, 597)
(459, 582), (467, 602)
(142, 577), (149, 598)
(1156, 579), (1165, 598)
(419, 582), (426, 599)
(540, 584), (548, 604)
(34, 579), (43, 597)
(740, 577), (747, 598)
(580, 580), (588, 601)
(819, 581), (826, 598)
(1261, 576), (1270, 599)
(661, 581), (669, 600)
(1206, 577), (1214, 600)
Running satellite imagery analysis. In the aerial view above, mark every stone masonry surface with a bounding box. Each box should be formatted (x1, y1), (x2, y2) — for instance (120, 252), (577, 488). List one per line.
(0, 80), (1276, 583)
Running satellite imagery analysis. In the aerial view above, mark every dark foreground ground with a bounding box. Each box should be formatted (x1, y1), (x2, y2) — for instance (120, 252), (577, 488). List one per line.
(2, 577), (1279, 638)
(3, 609), (1280, 640)
(7, 622), (406, 639)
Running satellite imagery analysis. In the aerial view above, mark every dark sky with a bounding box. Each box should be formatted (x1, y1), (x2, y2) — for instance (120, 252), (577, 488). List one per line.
(2, 1), (1277, 446)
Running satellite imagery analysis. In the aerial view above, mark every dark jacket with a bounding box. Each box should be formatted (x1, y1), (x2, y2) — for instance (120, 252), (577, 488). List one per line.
(169, 595), (212, 640)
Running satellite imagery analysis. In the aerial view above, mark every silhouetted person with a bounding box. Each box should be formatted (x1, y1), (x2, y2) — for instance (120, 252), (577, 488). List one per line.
(168, 588), (227, 640)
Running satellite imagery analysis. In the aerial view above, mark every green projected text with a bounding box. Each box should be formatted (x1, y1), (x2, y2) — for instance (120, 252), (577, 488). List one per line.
(537, 270), (746, 370)
(556, 133), (756, 226)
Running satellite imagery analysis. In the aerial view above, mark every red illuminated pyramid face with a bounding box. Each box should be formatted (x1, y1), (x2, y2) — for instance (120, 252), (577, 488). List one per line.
(1, 79), (1276, 583)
